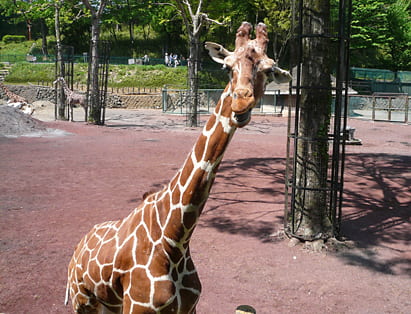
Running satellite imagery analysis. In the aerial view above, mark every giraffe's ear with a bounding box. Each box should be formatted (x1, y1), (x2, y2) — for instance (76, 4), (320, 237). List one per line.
(205, 42), (233, 64)
(272, 67), (292, 84)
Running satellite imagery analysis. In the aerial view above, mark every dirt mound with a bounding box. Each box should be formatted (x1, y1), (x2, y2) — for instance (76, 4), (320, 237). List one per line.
(0, 105), (47, 137)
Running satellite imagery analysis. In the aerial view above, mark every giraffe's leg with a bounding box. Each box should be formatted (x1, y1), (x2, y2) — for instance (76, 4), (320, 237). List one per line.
(73, 299), (99, 314)
(71, 290), (106, 314)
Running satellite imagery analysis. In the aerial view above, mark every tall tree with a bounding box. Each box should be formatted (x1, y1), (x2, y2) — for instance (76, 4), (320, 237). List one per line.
(54, 0), (66, 119)
(255, 0), (292, 62)
(350, 0), (411, 70)
(82, 0), (109, 124)
(386, 0), (411, 70)
(0, 0), (51, 51)
(350, 0), (390, 68)
(291, 0), (333, 240)
(105, 0), (157, 56)
(173, 0), (222, 127)
(51, 0), (86, 119)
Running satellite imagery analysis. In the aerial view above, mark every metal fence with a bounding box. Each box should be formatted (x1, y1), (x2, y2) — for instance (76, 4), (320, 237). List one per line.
(161, 88), (284, 116)
(340, 93), (410, 123)
(162, 88), (222, 114)
(349, 68), (411, 95)
(0, 53), (184, 66)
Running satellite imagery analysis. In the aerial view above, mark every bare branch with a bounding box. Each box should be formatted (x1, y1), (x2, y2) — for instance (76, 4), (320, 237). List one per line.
(182, 0), (194, 18)
(194, 0), (202, 17)
(204, 16), (224, 26)
(174, 0), (192, 35)
(97, 0), (108, 17)
(159, 0), (223, 38)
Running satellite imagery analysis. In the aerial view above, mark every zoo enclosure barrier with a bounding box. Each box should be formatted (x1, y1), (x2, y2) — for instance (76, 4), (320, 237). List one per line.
(0, 54), (183, 66)
(349, 68), (411, 96)
(161, 87), (285, 119)
(37, 81), (161, 95)
(341, 93), (410, 123)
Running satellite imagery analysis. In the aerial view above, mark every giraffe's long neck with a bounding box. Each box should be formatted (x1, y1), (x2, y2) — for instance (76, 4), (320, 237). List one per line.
(144, 84), (235, 249)
(61, 81), (72, 97)
(176, 85), (235, 209)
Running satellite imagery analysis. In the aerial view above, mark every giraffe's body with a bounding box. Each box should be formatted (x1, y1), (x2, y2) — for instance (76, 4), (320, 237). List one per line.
(66, 22), (291, 314)
(0, 82), (28, 104)
(0, 82), (35, 115)
(53, 77), (87, 121)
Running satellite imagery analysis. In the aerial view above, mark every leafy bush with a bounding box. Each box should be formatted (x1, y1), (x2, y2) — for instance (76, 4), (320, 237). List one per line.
(108, 64), (187, 88)
(2, 35), (26, 44)
(5, 63), (55, 83)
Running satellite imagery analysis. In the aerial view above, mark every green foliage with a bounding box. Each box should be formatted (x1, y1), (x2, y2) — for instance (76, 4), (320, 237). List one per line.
(1, 0), (409, 71)
(2, 35), (26, 43)
(350, 0), (411, 70)
(108, 64), (187, 87)
(3, 61), (189, 88)
(198, 69), (227, 89)
(5, 63), (55, 82)
(385, 0), (411, 70)
(0, 40), (33, 56)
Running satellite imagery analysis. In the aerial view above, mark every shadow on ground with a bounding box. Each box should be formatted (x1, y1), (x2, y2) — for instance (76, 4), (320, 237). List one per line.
(198, 153), (410, 276)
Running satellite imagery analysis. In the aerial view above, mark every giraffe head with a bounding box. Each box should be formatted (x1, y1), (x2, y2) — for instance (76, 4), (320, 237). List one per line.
(52, 76), (64, 85)
(205, 22), (291, 127)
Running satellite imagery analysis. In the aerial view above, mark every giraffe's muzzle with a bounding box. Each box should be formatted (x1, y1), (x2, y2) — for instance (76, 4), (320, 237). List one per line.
(231, 88), (255, 127)
(232, 108), (252, 127)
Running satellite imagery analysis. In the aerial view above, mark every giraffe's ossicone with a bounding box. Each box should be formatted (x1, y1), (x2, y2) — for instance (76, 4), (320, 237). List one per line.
(65, 22), (291, 314)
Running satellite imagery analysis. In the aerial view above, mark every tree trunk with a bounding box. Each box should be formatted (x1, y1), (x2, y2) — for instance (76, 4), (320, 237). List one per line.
(40, 19), (49, 57)
(82, 0), (107, 125)
(129, 21), (135, 45)
(54, 2), (66, 120)
(88, 18), (102, 124)
(188, 36), (200, 127)
(293, 0), (333, 240)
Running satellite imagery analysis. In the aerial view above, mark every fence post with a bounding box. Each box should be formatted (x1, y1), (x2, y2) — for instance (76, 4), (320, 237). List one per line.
(372, 95), (376, 121)
(162, 87), (167, 112)
(405, 96), (409, 124)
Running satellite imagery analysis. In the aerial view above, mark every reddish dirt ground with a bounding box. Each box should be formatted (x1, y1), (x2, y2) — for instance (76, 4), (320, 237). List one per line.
(0, 109), (410, 314)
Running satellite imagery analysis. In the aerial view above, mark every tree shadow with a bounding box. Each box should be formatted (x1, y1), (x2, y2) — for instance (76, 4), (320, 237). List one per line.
(337, 153), (410, 276)
(200, 157), (287, 242)
(198, 154), (410, 276)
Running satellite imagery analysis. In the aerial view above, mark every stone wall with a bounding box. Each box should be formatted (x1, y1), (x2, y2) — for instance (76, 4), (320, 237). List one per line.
(0, 84), (161, 109)
(0, 84), (55, 103)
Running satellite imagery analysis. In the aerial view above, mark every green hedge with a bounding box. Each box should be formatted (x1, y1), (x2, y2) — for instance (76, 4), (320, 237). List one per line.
(2, 35), (26, 44)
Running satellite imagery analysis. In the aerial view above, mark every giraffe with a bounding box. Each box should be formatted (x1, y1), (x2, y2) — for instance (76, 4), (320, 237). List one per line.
(53, 77), (87, 122)
(65, 22), (291, 314)
(0, 81), (34, 115)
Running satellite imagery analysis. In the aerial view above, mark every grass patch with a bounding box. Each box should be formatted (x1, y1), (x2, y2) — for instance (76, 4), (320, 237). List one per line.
(4, 62), (188, 88)
(1, 40), (226, 88)
(0, 40), (33, 56)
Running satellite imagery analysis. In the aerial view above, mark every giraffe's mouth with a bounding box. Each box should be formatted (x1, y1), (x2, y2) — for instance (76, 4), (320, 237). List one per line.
(232, 109), (252, 127)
